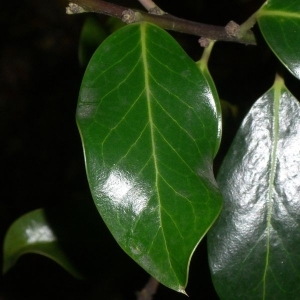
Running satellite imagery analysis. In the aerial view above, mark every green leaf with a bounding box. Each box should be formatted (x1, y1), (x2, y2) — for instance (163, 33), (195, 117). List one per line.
(208, 76), (300, 299)
(3, 209), (82, 279)
(78, 16), (108, 67)
(196, 40), (222, 156)
(106, 17), (126, 33)
(77, 22), (222, 293)
(257, 0), (300, 80)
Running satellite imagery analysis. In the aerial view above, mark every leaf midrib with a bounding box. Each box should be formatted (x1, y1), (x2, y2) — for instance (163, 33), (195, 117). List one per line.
(258, 10), (300, 19)
(262, 84), (280, 299)
(140, 24), (177, 281)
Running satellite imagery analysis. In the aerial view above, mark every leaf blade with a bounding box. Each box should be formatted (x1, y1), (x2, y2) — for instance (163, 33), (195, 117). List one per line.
(257, 0), (300, 79)
(77, 22), (222, 292)
(3, 209), (82, 279)
(208, 76), (300, 299)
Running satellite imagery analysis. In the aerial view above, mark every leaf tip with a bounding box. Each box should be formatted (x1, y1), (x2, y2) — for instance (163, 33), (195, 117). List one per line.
(2, 254), (17, 276)
(2, 262), (10, 275)
(178, 287), (188, 296)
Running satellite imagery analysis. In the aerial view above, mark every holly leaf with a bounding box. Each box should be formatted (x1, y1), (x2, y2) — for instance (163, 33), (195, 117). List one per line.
(76, 22), (222, 293)
(3, 209), (82, 279)
(208, 76), (300, 299)
(257, 0), (300, 80)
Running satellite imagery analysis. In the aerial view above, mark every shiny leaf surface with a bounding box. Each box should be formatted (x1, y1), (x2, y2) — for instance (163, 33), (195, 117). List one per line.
(77, 22), (222, 292)
(257, 0), (300, 79)
(208, 76), (300, 299)
(3, 209), (82, 279)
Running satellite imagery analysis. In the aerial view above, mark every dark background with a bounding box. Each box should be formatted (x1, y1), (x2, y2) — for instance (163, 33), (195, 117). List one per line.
(1, 0), (296, 299)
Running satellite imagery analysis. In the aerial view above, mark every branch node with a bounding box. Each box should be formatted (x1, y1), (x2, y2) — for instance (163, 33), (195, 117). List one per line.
(198, 37), (210, 48)
(66, 3), (86, 14)
(148, 6), (165, 15)
(122, 9), (136, 23)
(225, 21), (240, 37)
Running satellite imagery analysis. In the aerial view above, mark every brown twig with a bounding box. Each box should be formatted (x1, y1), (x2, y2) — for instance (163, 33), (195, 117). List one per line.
(67, 0), (256, 45)
(137, 0), (165, 15)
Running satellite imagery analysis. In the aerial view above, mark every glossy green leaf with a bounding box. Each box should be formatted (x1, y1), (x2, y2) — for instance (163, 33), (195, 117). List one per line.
(3, 209), (82, 279)
(208, 76), (300, 299)
(257, 0), (300, 79)
(77, 22), (222, 293)
(196, 40), (222, 156)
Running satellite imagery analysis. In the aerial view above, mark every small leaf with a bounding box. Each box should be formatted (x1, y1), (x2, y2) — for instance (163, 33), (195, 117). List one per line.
(196, 40), (222, 156)
(106, 17), (126, 33)
(3, 209), (82, 279)
(257, 0), (300, 79)
(208, 76), (300, 299)
(77, 22), (222, 292)
(78, 16), (108, 67)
